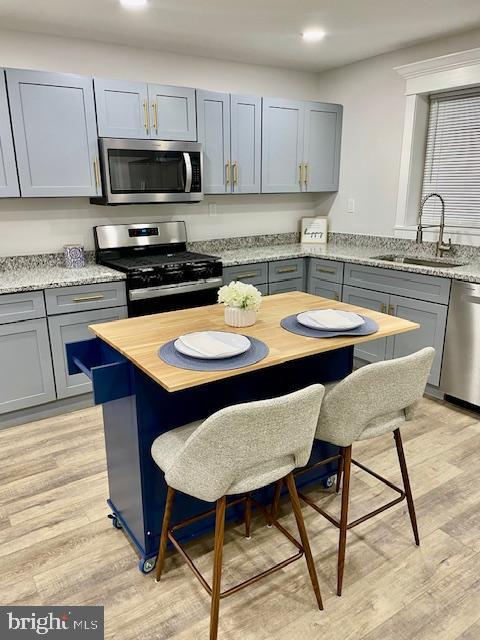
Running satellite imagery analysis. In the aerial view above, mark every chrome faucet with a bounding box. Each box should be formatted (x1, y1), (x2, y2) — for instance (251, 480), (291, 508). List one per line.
(416, 192), (452, 257)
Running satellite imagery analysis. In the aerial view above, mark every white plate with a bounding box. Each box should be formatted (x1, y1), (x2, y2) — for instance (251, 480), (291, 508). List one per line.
(174, 331), (251, 360)
(296, 309), (365, 331)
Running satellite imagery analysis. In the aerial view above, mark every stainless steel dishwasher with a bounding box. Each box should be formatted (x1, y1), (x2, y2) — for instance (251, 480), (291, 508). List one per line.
(441, 280), (480, 406)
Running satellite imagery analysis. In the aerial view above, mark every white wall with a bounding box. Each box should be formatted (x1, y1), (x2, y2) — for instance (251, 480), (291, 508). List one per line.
(314, 27), (480, 238)
(0, 29), (319, 256)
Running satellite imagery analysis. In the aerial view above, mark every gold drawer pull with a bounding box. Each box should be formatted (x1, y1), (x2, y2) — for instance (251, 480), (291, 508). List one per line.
(380, 303), (387, 313)
(388, 304), (395, 315)
(277, 266), (297, 274)
(236, 272), (257, 279)
(72, 294), (105, 302)
(316, 266), (336, 274)
(226, 160), (231, 186)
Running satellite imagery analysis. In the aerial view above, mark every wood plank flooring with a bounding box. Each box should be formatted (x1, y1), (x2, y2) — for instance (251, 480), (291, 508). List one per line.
(0, 397), (478, 639)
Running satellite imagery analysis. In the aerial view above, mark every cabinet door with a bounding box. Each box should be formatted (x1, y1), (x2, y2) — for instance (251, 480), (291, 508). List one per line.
(94, 78), (149, 139)
(197, 90), (230, 194)
(308, 277), (342, 301)
(261, 98), (304, 193)
(48, 306), (128, 399)
(0, 70), (19, 197)
(303, 102), (342, 192)
(7, 69), (100, 197)
(269, 278), (304, 295)
(342, 285), (389, 363)
(0, 318), (56, 414)
(149, 84), (196, 141)
(386, 295), (447, 387)
(230, 94), (261, 194)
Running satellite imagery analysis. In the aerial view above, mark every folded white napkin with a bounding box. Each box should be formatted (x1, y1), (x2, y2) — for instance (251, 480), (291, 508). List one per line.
(303, 309), (364, 330)
(178, 332), (240, 357)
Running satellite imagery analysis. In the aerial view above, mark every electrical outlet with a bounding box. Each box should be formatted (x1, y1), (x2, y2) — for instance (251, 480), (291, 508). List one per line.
(208, 203), (217, 217)
(347, 198), (355, 214)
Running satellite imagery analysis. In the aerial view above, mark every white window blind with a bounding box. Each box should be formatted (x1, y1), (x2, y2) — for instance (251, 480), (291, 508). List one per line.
(421, 89), (480, 228)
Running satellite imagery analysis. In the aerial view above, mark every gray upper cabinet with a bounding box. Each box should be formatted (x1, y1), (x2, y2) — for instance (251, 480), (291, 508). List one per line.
(261, 98), (304, 193)
(197, 90), (230, 194)
(94, 78), (149, 139)
(148, 84), (196, 141)
(303, 102), (342, 192)
(230, 94), (261, 194)
(0, 318), (56, 414)
(0, 70), (19, 197)
(7, 69), (100, 197)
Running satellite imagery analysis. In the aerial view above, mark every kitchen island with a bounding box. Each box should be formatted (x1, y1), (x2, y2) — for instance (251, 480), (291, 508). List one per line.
(66, 292), (418, 573)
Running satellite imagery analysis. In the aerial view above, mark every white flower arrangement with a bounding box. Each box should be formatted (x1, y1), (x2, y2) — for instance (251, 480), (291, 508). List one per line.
(217, 281), (262, 311)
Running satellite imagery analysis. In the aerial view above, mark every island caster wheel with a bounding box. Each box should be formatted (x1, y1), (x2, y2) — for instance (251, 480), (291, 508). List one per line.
(139, 557), (156, 574)
(322, 475), (335, 489)
(108, 514), (123, 530)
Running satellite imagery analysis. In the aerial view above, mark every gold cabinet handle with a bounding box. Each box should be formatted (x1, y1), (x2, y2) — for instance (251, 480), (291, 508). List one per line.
(236, 272), (257, 279)
(380, 303), (387, 313)
(334, 293), (340, 301)
(277, 266), (297, 274)
(316, 266), (336, 274)
(304, 162), (308, 187)
(233, 160), (238, 186)
(388, 304), (395, 315)
(298, 163), (303, 186)
(72, 294), (105, 303)
(226, 160), (231, 186)
(93, 158), (101, 189)
(151, 101), (158, 133)
(142, 99), (149, 131)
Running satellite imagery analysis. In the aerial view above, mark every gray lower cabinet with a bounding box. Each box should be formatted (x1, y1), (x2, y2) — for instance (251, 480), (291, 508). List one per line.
(48, 306), (128, 399)
(269, 278), (304, 295)
(269, 258), (304, 283)
(342, 285), (389, 363)
(0, 318), (56, 414)
(222, 262), (268, 286)
(387, 295), (447, 386)
(0, 290), (46, 324)
(308, 277), (342, 301)
(45, 282), (127, 315)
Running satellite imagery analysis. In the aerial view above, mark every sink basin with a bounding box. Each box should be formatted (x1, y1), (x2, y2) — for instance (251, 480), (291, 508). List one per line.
(371, 255), (464, 269)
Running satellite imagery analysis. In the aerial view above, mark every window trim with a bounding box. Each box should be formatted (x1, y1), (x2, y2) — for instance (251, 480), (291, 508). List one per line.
(394, 46), (480, 244)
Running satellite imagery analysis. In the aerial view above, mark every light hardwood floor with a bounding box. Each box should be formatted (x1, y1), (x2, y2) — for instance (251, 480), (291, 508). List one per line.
(0, 397), (479, 640)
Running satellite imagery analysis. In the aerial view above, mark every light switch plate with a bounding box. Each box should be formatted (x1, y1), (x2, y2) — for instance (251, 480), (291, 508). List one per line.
(347, 198), (355, 213)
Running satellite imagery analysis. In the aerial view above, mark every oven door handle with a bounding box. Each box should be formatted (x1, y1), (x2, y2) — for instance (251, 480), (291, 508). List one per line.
(129, 277), (222, 301)
(183, 152), (192, 193)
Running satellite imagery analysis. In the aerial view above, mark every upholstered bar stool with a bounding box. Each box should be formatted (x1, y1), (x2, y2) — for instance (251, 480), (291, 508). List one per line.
(298, 348), (434, 596)
(151, 384), (325, 640)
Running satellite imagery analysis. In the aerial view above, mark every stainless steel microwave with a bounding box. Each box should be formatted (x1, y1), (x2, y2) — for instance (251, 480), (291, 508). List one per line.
(90, 138), (203, 205)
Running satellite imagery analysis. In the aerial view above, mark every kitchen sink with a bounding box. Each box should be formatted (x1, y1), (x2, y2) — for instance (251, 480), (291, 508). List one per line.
(371, 254), (465, 269)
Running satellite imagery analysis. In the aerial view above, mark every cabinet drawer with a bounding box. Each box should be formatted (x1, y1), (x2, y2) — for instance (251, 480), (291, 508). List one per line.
(308, 277), (342, 301)
(269, 278), (304, 295)
(344, 263), (450, 305)
(268, 258), (304, 283)
(0, 291), (46, 324)
(48, 306), (128, 399)
(222, 263), (268, 286)
(45, 282), (127, 315)
(309, 258), (344, 283)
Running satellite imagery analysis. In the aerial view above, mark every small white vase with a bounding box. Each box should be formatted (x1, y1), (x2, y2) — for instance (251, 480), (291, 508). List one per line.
(224, 306), (257, 328)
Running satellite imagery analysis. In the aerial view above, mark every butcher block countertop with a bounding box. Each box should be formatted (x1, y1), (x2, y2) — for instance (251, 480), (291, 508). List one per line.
(88, 292), (419, 393)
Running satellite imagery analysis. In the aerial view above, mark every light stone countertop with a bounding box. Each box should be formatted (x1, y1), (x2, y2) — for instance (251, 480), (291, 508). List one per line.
(218, 242), (480, 283)
(0, 264), (126, 295)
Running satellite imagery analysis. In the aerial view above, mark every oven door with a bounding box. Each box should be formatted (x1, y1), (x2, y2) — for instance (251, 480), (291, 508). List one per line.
(96, 138), (203, 204)
(128, 278), (222, 316)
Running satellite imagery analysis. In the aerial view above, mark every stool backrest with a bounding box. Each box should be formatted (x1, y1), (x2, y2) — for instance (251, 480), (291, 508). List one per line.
(317, 347), (435, 447)
(165, 384), (325, 502)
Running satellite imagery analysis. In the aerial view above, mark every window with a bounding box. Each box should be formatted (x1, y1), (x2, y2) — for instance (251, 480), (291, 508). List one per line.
(421, 89), (480, 228)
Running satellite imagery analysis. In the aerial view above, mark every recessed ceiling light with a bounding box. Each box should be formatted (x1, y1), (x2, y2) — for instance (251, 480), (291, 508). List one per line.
(119, 0), (148, 9)
(302, 30), (326, 43)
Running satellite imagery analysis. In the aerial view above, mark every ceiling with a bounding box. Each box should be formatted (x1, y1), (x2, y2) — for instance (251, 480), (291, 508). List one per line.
(1, 0), (480, 72)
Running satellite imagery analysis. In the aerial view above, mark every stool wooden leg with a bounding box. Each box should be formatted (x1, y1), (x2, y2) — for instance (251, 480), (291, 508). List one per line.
(268, 479), (283, 526)
(336, 451), (344, 493)
(245, 493), (252, 539)
(155, 486), (175, 583)
(210, 496), (226, 640)
(285, 473), (323, 610)
(394, 428), (420, 546)
(337, 445), (352, 596)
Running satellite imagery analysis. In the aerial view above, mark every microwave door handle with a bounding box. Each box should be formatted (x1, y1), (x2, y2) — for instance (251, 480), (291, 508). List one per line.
(183, 153), (192, 193)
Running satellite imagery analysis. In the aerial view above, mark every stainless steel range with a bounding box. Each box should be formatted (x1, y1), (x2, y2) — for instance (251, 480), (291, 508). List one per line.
(94, 222), (222, 316)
